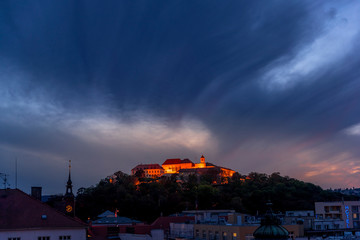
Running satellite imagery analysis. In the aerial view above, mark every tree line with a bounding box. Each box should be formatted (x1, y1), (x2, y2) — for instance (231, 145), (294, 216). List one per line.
(75, 171), (357, 223)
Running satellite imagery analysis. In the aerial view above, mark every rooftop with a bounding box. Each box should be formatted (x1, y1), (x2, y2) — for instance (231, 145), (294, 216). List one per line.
(132, 164), (164, 171)
(0, 189), (86, 230)
(162, 158), (194, 165)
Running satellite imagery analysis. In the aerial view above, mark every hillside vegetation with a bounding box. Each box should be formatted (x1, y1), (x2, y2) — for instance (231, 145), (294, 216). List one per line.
(75, 171), (357, 222)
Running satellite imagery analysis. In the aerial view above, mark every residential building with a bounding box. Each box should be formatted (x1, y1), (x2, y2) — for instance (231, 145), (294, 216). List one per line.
(284, 210), (314, 230)
(190, 210), (303, 240)
(169, 222), (194, 239)
(194, 222), (303, 240)
(0, 189), (87, 240)
(314, 201), (360, 229)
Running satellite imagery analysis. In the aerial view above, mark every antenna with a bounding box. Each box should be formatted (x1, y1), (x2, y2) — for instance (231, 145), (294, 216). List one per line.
(15, 157), (18, 189)
(0, 173), (10, 189)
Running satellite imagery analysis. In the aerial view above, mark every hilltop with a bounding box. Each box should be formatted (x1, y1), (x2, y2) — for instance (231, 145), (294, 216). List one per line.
(75, 171), (358, 222)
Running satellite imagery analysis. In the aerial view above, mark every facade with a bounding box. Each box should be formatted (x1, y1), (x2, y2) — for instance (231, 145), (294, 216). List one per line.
(189, 210), (303, 240)
(118, 230), (164, 240)
(162, 158), (195, 174)
(131, 164), (165, 178)
(194, 224), (303, 240)
(169, 222), (194, 239)
(131, 155), (236, 182)
(0, 189), (87, 240)
(164, 156), (236, 181)
(284, 210), (314, 230)
(315, 201), (360, 229)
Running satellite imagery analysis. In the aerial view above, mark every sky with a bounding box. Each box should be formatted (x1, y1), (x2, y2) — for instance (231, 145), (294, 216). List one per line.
(1, 1), (360, 194)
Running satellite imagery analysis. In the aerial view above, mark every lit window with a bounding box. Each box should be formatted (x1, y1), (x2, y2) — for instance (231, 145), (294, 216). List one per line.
(232, 233), (237, 240)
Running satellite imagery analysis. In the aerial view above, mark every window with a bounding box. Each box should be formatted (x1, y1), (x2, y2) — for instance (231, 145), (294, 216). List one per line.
(353, 206), (359, 213)
(8, 238), (21, 240)
(232, 233), (237, 240)
(222, 232), (227, 240)
(38, 237), (50, 240)
(354, 221), (360, 228)
(195, 230), (200, 238)
(59, 237), (71, 240)
(209, 231), (214, 240)
(324, 206), (329, 212)
(316, 225), (321, 230)
(215, 231), (220, 240)
(202, 230), (207, 240)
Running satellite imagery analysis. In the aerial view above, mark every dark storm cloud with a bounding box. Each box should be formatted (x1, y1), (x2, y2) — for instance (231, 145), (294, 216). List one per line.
(1, 0), (360, 193)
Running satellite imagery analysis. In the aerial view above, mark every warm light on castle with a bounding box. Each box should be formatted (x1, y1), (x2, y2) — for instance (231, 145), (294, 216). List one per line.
(131, 155), (236, 182)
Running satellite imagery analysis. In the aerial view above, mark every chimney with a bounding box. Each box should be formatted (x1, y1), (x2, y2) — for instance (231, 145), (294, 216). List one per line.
(31, 186), (42, 201)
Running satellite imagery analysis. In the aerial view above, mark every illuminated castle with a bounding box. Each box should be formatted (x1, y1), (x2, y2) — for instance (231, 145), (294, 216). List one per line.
(131, 155), (235, 181)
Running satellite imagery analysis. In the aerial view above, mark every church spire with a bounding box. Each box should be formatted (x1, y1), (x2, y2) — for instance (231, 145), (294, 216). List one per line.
(65, 160), (73, 196)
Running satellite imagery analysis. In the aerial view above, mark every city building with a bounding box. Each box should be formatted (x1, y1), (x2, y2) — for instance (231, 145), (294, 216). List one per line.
(169, 222), (194, 239)
(89, 215), (194, 240)
(284, 210), (314, 230)
(314, 201), (360, 229)
(194, 221), (303, 240)
(0, 189), (87, 240)
(131, 164), (165, 178)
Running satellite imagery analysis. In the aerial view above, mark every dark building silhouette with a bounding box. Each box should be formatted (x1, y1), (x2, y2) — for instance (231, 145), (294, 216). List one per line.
(64, 160), (75, 217)
(31, 186), (42, 201)
(253, 204), (289, 240)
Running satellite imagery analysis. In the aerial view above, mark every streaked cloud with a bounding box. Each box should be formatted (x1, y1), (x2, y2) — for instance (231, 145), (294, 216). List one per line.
(260, 3), (360, 91)
(1, 1), (360, 193)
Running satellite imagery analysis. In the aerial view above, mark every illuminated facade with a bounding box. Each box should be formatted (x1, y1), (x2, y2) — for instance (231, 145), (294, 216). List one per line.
(131, 155), (236, 181)
(162, 158), (195, 173)
(163, 155), (236, 182)
(131, 164), (165, 178)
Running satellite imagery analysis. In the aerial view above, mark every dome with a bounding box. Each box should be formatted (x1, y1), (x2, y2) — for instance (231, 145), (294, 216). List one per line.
(253, 210), (289, 240)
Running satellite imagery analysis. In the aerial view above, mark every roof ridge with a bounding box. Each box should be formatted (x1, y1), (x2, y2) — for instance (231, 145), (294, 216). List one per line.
(3, 189), (87, 227)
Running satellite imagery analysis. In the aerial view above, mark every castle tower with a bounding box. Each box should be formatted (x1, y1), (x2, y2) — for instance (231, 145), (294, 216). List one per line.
(199, 155), (206, 168)
(200, 155), (205, 164)
(64, 160), (75, 217)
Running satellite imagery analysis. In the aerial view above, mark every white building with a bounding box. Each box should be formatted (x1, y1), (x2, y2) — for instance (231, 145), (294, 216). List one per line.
(0, 189), (87, 240)
(315, 201), (360, 229)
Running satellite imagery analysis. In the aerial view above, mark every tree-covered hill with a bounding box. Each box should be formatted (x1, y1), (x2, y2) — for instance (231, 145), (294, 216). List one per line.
(75, 171), (358, 223)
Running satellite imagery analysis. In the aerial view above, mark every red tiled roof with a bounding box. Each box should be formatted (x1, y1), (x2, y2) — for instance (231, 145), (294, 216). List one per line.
(151, 216), (194, 230)
(131, 164), (164, 171)
(162, 158), (182, 165)
(162, 159), (194, 165)
(0, 189), (87, 230)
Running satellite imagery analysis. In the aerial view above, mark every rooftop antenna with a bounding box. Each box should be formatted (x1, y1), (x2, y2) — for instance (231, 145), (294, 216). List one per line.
(15, 157), (18, 189)
(0, 173), (10, 189)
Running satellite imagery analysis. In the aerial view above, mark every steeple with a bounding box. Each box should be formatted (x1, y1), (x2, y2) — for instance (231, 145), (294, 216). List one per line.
(65, 160), (73, 196)
(200, 155), (205, 163)
(64, 160), (75, 217)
